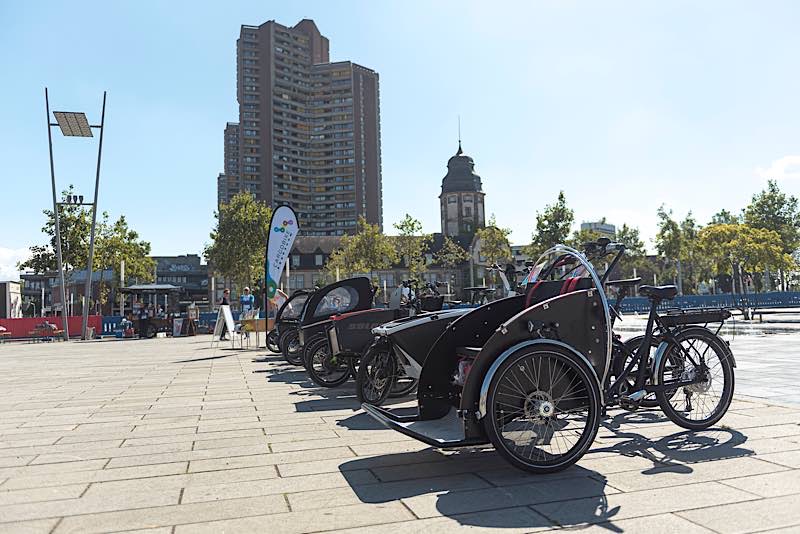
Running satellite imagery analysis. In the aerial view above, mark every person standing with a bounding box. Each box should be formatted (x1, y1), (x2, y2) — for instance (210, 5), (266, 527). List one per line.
(240, 287), (255, 314)
(219, 289), (231, 341)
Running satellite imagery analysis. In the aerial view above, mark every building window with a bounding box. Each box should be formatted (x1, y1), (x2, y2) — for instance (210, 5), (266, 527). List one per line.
(464, 206), (473, 217)
(288, 274), (305, 289)
(315, 254), (323, 266)
(448, 195), (457, 204)
(291, 255), (300, 267)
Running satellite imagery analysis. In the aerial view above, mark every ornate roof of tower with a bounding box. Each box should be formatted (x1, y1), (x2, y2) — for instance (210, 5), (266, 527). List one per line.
(441, 143), (483, 194)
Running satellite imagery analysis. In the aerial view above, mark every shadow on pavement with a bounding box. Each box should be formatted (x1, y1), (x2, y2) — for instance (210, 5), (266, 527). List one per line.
(337, 414), (755, 531)
(595, 411), (754, 473)
(338, 449), (619, 530)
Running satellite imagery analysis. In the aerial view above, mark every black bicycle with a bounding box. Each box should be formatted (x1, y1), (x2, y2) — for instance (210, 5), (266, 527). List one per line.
(597, 247), (735, 428)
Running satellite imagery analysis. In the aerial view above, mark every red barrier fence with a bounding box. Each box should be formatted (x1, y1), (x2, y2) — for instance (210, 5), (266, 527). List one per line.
(0, 316), (102, 339)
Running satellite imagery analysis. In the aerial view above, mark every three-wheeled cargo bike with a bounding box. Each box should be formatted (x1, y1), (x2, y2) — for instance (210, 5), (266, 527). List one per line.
(363, 241), (736, 473)
(302, 278), (448, 392)
(268, 289), (313, 356)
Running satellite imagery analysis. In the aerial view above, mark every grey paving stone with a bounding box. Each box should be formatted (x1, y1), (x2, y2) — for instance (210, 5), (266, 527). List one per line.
(2, 333), (799, 533)
(172, 501), (415, 534)
(402, 474), (616, 518)
(677, 494), (800, 533)
(0, 483), (87, 505)
(534, 481), (757, 527)
(0, 518), (60, 534)
(0, 462), (190, 491)
(286, 473), (493, 512)
(53, 495), (289, 533)
(720, 469), (800, 497)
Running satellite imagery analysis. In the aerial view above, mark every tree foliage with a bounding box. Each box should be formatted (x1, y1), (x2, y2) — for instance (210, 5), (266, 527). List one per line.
(94, 213), (155, 304)
(698, 223), (794, 288)
(614, 223), (647, 278)
(743, 179), (800, 254)
(525, 191), (574, 257)
(325, 216), (398, 280)
(204, 193), (271, 291)
(711, 209), (741, 225)
(393, 214), (432, 277)
(566, 227), (603, 251)
(655, 206), (704, 293)
(434, 236), (470, 269)
(18, 185), (91, 273)
(475, 214), (512, 265)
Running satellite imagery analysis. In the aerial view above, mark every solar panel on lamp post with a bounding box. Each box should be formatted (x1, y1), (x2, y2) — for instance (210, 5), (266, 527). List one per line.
(46, 88), (107, 341)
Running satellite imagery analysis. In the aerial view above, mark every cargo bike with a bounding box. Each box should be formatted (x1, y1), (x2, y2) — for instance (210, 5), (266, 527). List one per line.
(362, 241), (736, 473)
(268, 289), (314, 362)
(303, 278), (448, 392)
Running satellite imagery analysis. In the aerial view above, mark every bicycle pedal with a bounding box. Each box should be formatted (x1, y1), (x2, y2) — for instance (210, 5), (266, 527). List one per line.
(619, 390), (646, 411)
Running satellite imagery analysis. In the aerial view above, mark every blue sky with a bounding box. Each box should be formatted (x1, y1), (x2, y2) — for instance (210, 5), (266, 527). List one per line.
(2, 1), (799, 279)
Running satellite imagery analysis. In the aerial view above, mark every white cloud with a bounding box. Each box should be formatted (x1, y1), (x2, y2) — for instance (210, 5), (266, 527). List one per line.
(756, 155), (800, 181)
(0, 247), (30, 281)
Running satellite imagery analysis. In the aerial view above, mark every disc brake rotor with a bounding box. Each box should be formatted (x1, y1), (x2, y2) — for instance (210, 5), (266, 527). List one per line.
(523, 391), (555, 424)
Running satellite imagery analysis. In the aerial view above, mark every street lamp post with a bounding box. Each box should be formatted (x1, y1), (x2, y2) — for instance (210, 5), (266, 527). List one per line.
(45, 88), (108, 341)
(81, 93), (106, 340)
(45, 88), (70, 341)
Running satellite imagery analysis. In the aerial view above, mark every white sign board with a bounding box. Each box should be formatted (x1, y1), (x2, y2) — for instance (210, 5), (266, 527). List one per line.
(172, 318), (184, 337)
(212, 305), (237, 347)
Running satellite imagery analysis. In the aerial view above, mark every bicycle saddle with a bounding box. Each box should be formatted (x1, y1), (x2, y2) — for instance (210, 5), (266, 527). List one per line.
(638, 285), (678, 300)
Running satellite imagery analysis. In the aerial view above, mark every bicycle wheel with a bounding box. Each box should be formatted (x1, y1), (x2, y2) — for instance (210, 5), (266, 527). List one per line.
(484, 344), (601, 473)
(656, 328), (734, 431)
(389, 371), (418, 397)
(266, 330), (280, 353)
(304, 337), (351, 388)
(279, 328), (304, 366)
(356, 344), (396, 406)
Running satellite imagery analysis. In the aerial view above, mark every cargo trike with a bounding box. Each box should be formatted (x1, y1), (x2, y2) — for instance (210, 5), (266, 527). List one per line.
(362, 241), (735, 473)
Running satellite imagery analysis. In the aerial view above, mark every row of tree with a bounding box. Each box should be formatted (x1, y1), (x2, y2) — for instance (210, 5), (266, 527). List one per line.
(521, 180), (799, 294)
(206, 180), (800, 297)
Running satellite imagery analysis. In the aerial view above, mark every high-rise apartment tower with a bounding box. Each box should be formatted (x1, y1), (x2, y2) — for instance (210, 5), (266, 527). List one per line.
(218, 19), (383, 235)
(217, 122), (241, 203)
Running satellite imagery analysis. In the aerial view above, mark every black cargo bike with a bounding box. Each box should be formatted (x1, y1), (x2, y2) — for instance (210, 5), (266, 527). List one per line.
(362, 241), (736, 473)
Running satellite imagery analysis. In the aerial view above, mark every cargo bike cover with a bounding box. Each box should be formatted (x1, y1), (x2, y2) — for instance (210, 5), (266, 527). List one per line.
(298, 277), (376, 345)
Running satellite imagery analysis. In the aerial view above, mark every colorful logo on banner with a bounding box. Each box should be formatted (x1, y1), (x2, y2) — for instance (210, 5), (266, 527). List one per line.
(265, 206), (300, 298)
(273, 219), (295, 233)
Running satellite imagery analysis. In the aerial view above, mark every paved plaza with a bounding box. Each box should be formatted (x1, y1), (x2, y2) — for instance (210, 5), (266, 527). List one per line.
(1, 334), (799, 533)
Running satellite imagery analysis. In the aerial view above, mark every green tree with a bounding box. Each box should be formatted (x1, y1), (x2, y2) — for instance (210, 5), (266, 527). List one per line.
(94, 213), (155, 307)
(744, 180), (800, 251)
(476, 214), (512, 265)
(204, 193), (271, 292)
(18, 185), (91, 273)
(393, 214), (432, 278)
(679, 212), (704, 293)
(711, 209), (741, 225)
(615, 223), (648, 279)
(325, 216), (398, 281)
(434, 236), (470, 269)
(525, 191), (574, 257)
(698, 223), (794, 293)
(743, 180), (800, 289)
(566, 227), (603, 251)
(655, 206), (703, 294)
